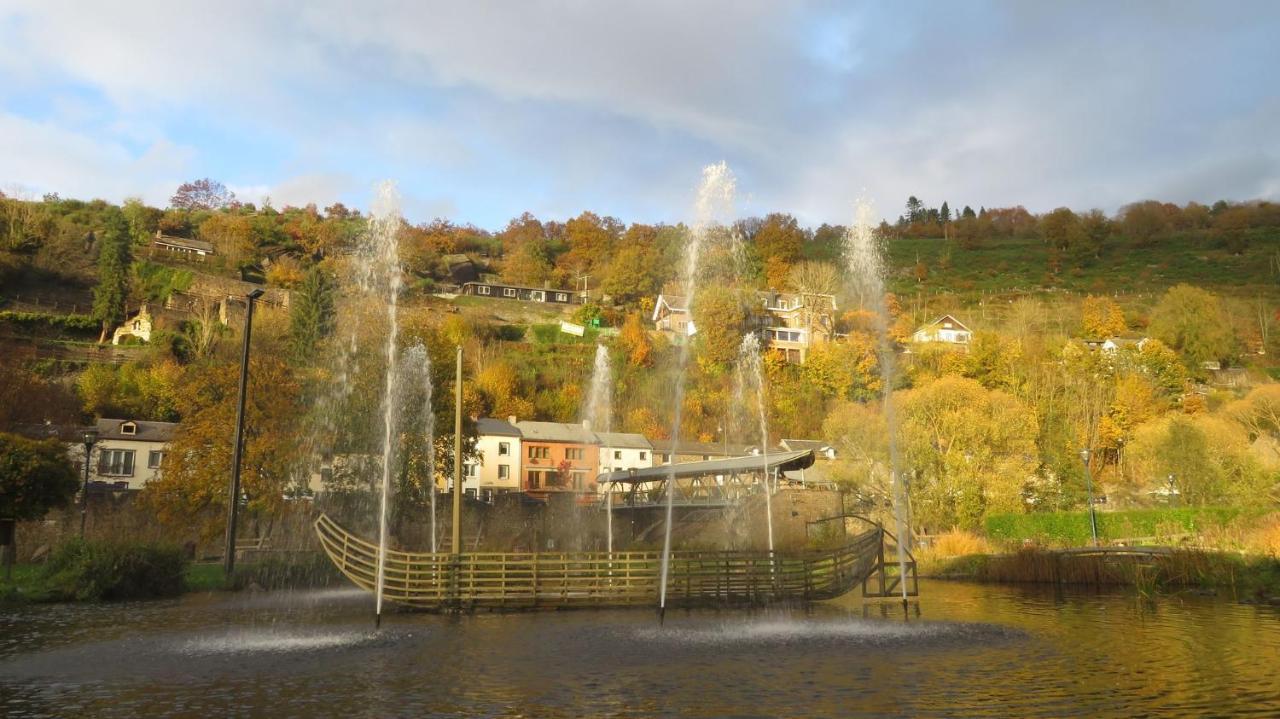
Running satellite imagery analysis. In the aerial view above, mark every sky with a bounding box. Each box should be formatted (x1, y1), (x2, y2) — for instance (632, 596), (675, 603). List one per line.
(2, 1), (1278, 228)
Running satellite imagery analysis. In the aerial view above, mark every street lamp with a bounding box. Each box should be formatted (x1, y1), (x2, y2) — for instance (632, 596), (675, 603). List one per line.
(224, 288), (265, 578)
(1080, 448), (1099, 547)
(79, 428), (99, 538)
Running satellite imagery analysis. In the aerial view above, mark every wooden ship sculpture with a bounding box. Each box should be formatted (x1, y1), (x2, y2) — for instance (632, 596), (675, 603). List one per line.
(315, 449), (917, 612)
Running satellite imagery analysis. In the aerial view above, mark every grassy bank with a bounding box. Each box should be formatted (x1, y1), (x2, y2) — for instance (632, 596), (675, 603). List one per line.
(923, 548), (1280, 601)
(2, 546), (337, 605)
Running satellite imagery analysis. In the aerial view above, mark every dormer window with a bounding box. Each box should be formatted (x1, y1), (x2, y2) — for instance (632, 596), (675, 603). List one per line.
(120, 421), (137, 436)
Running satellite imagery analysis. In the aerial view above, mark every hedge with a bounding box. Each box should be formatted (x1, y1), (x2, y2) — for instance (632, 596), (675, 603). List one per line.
(984, 507), (1248, 545)
(41, 539), (188, 601)
(0, 310), (99, 333)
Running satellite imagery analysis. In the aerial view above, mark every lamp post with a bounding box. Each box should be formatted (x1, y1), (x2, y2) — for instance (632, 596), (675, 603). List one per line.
(224, 288), (265, 579)
(79, 428), (99, 538)
(1080, 448), (1099, 547)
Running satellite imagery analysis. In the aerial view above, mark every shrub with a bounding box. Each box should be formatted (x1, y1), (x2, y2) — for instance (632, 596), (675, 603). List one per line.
(42, 539), (188, 601)
(0, 310), (99, 334)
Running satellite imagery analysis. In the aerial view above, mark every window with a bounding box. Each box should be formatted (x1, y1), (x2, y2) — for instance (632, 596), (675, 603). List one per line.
(640, 451), (647, 461)
(528, 446), (549, 459)
(148, 450), (165, 469)
(98, 449), (135, 477)
(121, 421), (137, 436)
(478, 285), (491, 295)
(571, 471), (587, 490)
(556, 293), (567, 302)
(530, 291), (545, 302)
(527, 470), (542, 488)
(499, 442), (510, 456)
(614, 450), (622, 460)
(498, 464), (510, 479)
(464, 463), (477, 478)
(565, 447), (584, 460)
(504, 288), (516, 297)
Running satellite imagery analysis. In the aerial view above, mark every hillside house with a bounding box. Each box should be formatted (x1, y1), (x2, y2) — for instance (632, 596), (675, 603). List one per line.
(910, 314), (972, 345)
(70, 419), (177, 492)
(596, 432), (654, 479)
(111, 304), (154, 345)
(513, 420), (600, 499)
(652, 290), (838, 363)
(461, 281), (578, 304)
(462, 417), (523, 502)
(151, 231), (214, 260)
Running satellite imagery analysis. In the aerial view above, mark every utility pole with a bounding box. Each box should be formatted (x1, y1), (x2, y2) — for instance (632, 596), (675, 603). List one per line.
(224, 288), (264, 579)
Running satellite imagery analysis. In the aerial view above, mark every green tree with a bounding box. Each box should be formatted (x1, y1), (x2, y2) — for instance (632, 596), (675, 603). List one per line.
(0, 432), (80, 521)
(288, 266), (337, 363)
(1149, 284), (1235, 368)
(691, 286), (748, 374)
(899, 375), (1039, 530)
(91, 210), (132, 343)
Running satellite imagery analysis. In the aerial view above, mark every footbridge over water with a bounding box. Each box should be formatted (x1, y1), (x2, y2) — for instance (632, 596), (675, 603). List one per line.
(596, 449), (816, 511)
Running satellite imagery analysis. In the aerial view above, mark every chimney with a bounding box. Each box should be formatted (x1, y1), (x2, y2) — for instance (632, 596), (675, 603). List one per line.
(507, 415), (517, 425)
(582, 420), (592, 431)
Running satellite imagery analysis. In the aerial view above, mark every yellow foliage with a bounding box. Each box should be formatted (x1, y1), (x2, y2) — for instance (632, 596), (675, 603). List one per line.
(927, 529), (992, 557)
(1081, 295), (1126, 337)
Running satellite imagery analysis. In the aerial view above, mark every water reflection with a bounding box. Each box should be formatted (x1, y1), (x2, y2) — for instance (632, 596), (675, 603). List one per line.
(0, 581), (1277, 717)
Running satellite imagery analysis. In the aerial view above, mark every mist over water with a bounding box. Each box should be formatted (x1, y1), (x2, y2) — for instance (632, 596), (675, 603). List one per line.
(660, 162), (738, 614)
(736, 332), (774, 555)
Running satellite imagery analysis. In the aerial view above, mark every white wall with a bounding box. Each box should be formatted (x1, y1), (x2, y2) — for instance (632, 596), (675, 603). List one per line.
(69, 439), (168, 491)
(597, 446), (653, 479)
(464, 434), (521, 495)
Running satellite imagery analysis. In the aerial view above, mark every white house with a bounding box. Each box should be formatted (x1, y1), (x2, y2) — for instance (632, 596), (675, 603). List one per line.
(72, 419), (177, 491)
(112, 304), (154, 345)
(910, 314), (972, 345)
(462, 417), (523, 501)
(595, 432), (654, 479)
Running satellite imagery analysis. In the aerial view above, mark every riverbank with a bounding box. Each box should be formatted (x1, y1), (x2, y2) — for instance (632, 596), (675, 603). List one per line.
(2, 552), (338, 605)
(920, 548), (1280, 602)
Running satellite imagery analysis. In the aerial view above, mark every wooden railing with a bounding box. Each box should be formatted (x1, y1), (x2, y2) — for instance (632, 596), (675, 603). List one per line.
(315, 514), (885, 610)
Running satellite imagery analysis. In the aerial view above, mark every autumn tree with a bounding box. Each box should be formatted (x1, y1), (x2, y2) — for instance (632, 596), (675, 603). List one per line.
(562, 211), (620, 275)
(753, 213), (805, 288)
(691, 286), (748, 374)
(170, 178), (236, 211)
(898, 375), (1039, 530)
(91, 210), (132, 343)
(601, 224), (666, 304)
(1120, 201), (1169, 247)
(1081, 295), (1126, 337)
(1040, 207), (1086, 263)
(1149, 284), (1235, 368)
(144, 357), (303, 542)
(618, 312), (654, 367)
(801, 332), (880, 400)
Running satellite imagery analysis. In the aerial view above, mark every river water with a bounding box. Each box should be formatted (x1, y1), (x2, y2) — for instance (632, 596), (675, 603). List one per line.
(1, 580), (1277, 717)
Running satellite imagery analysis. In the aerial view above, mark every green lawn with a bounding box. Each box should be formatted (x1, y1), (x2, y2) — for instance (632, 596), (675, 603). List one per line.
(884, 231), (1280, 299)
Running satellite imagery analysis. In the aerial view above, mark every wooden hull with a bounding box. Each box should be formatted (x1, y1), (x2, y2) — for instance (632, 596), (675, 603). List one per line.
(315, 513), (895, 610)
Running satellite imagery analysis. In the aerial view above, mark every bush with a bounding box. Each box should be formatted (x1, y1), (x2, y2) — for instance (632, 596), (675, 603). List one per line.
(42, 539), (188, 601)
(0, 310), (99, 335)
(984, 507), (1249, 546)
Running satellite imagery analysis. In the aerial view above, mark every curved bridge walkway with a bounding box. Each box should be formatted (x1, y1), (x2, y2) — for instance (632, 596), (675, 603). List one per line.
(315, 514), (915, 611)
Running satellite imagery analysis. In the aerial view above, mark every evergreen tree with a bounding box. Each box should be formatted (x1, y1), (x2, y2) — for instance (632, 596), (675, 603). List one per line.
(962, 205), (976, 219)
(905, 196), (924, 223)
(91, 210), (132, 343)
(940, 202), (950, 224)
(288, 265), (337, 362)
